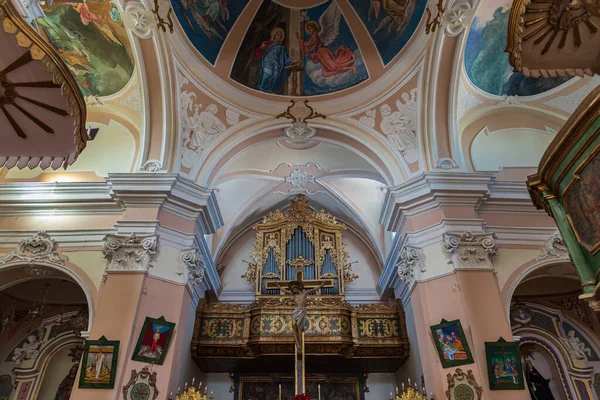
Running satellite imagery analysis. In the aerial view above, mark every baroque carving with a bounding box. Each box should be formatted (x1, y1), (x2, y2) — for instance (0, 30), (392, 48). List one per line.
(182, 248), (205, 286)
(443, 232), (497, 269)
(537, 231), (568, 260)
(0, 232), (65, 266)
(141, 160), (162, 172)
(396, 246), (423, 284)
(445, 368), (481, 400)
(11, 334), (41, 365)
(443, 1), (474, 36)
(122, 2), (157, 39)
(357, 109), (376, 128)
(436, 158), (459, 170)
(284, 167), (316, 189)
(122, 366), (159, 400)
(102, 233), (158, 272)
(563, 330), (592, 361)
(380, 88), (418, 164)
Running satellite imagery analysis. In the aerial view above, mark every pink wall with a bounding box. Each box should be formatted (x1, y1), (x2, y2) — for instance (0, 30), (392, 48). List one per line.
(411, 271), (529, 400)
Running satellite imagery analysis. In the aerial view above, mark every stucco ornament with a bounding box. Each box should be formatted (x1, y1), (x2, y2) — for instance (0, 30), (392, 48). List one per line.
(141, 160), (163, 172)
(563, 330), (592, 361)
(380, 88), (418, 164)
(102, 233), (158, 272)
(443, 231), (497, 269)
(182, 248), (205, 286)
(122, 2), (158, 39)
(11, 334), (41, 365)
(442, 0), (475, 36)
(357, 109), (376, 128)
(396, 245), (423, 284)
(180, 90), (226, 169)
(0, 231), (65, 266)
(285, 167), (316, 189)
(283, 122), (317, 143)
(436, 158), (459, 170)
(537, 231), (568, 260)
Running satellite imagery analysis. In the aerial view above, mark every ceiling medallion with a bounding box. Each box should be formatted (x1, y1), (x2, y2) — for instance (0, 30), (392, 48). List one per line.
(277, 100), (326, 144)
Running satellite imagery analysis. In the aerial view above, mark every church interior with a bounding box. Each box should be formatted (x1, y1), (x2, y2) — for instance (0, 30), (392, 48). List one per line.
(0, 0), (599, 398)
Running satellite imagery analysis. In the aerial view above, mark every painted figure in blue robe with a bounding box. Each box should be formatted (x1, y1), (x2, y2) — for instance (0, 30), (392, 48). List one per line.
(255, 27), (294, 93)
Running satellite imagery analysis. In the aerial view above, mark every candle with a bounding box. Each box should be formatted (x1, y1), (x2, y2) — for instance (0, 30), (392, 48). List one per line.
(192, 377), (195, 386)
(408, 378), (411, 386)
(204, 386), (208, 394)
(184, 382), (188, 390)
(211, 391), (213, 395)
(199, 381), (202, 389)
(395, 387), (399, 395)
(402, 383), (405, 391)
(390, 392), (393, 400)
(169, 392), (173, 400)
(279, 383), (282, 400)
(318, 384), (321, 400)
(177, 387), (181, 395)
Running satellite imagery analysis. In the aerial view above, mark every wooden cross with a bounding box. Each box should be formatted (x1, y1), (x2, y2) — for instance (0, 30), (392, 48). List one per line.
(264, 256), (334, 291)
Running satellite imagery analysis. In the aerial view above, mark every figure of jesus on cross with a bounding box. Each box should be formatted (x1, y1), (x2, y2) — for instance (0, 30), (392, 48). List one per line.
(278, 280), (326, 353)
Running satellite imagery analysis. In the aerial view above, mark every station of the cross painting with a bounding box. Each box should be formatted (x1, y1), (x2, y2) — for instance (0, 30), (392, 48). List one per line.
(0, 0), (600, 399)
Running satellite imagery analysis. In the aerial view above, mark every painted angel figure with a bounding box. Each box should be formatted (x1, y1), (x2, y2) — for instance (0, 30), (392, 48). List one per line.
(296, 2), (356, 77)
(368, 0), (417, 37)
(278, 281), (326, 353)
(178, 0), (230, 40)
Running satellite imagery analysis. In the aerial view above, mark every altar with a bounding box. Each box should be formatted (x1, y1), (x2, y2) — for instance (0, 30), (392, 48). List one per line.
(191, 196), (410, 398)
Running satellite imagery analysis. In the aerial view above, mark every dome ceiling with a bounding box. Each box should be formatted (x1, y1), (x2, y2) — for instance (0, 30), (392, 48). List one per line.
(170, 0), (426, 97)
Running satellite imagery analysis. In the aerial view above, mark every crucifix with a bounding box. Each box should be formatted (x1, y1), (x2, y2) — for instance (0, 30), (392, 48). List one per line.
(269, 256), (333, 396)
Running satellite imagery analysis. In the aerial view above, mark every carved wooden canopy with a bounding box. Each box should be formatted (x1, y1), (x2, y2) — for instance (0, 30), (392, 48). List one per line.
(507, 0), (600, 77)
(0, 0), (87, 170)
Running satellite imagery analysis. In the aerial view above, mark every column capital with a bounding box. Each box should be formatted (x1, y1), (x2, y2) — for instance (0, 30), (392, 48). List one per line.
(181, 247), (209, 300)
(102, 232), (158, 273)
(107, 173), (223, 234)
(396, 245), (425, 287)
(442, 231), (498, 270)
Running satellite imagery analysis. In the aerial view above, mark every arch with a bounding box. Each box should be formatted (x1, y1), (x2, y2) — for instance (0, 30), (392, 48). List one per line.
(0, 261), (98, 332)
(501, 256), (572, 319)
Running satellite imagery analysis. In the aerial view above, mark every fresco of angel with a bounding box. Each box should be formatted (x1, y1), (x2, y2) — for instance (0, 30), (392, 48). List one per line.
(296, 2), (357, 77)
(178, 0), (230, 40)
(368, 0), (417, 37)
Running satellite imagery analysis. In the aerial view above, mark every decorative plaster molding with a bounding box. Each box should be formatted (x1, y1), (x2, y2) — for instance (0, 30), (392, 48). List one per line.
(122, 2), (157, 39)
(380, 88), (419, 164)
(181, 248), (205, 287)
(495, 94), (525, 107)
(435, 158), (459, 170)
(442, 231), (497, 270)
(356, 109), (376, 128)
(543, 76), (600, 114)
(396, 245), (424, 284)
(102, 233), (158, 272)
(0, 232), (65, 266)
(284, 167), (316, 189)
(283, 122), (318, 143)
(442, 0), (475, 37)
(537, 231), (568, 260)
(141, 160), (163, 172)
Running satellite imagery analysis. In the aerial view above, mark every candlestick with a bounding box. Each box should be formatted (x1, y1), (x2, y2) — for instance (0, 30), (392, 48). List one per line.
(204, 386), (208, 394)
(395, 387), (399, 395)
(169, 393), (173, 400)
(318, 384), (321, 400)
(192, 377), (195, 386)
(402, 383), (405, 391)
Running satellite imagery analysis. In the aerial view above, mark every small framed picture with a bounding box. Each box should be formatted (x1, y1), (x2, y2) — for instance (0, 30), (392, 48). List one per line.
(79, 336), (119, 389)
(485, 338), (525, 390)
(131, 316), (175, 365)
(430, 319), (474, 368)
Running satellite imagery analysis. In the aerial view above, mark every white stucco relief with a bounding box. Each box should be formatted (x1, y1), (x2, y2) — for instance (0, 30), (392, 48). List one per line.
(380, 88), (419, 164)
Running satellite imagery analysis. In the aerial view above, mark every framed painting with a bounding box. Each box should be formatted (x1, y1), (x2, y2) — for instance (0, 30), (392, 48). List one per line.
(78, 336), (119, 389)
(485, 338), (525, 390)
(430, 319), (474, 368)
(563, 145), (600, 255)
(131, 316), (175, 365)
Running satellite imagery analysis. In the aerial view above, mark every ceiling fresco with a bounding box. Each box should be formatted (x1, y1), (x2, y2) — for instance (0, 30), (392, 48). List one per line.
(170, 0), (250, 65)
(230, 0), (368, 96)
(33, 0), (135, 97)
(464, 0), (571, 97)
(348, 0), (426, 66)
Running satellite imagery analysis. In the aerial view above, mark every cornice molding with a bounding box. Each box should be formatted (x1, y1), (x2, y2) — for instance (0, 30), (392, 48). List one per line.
(0, 181), (121, 216)
(0, 229), (113, 248)
(107, 173), (223, 234)
(380, 171), (494, 232)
